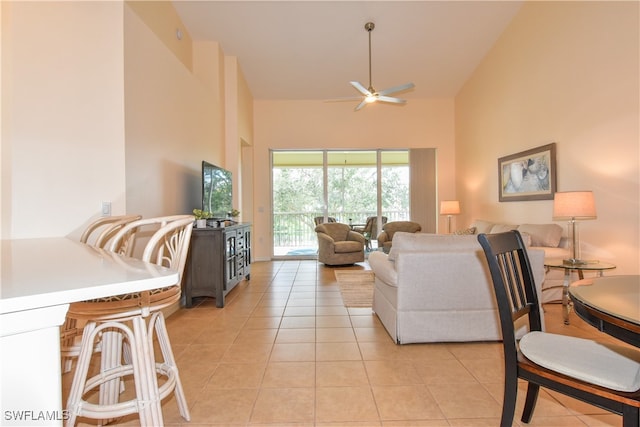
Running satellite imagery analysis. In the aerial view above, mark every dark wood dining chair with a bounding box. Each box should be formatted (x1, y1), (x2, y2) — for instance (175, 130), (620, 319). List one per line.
(477, 230), (640, 427)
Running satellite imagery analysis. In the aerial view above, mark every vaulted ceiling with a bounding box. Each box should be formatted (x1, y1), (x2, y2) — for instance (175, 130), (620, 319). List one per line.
(173, 1), (524, 100)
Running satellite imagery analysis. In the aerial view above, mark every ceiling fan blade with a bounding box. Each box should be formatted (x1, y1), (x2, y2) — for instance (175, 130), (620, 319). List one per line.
(354, 99), (368, 111)
(377, 82), (415, 96)
(350, 81), (371, 96)
(377, 95), (407, 104)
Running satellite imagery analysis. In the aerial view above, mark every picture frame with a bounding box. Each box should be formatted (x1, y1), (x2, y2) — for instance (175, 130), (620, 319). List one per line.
(498, 143), (557, 202)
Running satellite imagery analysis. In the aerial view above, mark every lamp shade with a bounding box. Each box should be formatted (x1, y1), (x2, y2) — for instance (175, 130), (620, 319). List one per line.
(440, 200), (461, 216)
(553, 191), (597, 220)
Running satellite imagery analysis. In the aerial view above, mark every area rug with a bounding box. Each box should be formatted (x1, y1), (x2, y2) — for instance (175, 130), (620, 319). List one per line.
(334, 270), (375, 307)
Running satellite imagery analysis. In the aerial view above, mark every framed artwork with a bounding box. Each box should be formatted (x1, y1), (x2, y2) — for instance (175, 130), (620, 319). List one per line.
(498, 143), (557, 202)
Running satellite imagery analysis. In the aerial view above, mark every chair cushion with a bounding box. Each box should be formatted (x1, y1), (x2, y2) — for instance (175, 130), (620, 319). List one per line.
(517, 223), (563, 247)
(334, 241), (364, 254)
(382, 221), (421, 240)
(316, 223), (350, 241)
(519, 331), (640, 392)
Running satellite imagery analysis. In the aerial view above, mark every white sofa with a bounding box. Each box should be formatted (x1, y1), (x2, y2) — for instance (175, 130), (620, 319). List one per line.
(368, 232), (546, 344)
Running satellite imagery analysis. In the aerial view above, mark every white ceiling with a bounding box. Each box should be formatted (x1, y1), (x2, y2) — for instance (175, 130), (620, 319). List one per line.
(172, 1), (524, 100)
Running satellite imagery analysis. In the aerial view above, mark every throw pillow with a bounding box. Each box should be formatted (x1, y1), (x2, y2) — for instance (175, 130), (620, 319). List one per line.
(470, 220), (494, 234)
(518, 224), (563, 247)
(519, 232), (533, 246)
(454, 227), (476, 235)
(490, 223), (518, 233)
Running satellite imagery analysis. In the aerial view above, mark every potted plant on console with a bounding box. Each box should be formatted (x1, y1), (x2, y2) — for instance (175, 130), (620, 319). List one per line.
(192, 209), (211, 229)
(228, 209), (240, 224)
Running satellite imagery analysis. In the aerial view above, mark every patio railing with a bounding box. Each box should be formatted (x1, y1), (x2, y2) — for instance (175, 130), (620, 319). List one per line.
(273, 211), (408, 247)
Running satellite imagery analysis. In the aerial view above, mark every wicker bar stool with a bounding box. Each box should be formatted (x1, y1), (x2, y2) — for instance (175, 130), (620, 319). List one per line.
(61, 215), (142, 374)
(65, 215), (194, 426)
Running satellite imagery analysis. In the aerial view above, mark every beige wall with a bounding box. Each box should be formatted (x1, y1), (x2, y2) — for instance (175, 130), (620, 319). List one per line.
(123, 4), (222, 219)
(2, 1), (234, 239)
(253, 98), (455, 260)
(237, 66), (254, 225)
(125, 0), (193, 72)
(456, 1), (639, 274)
(2, 2), (127, 239)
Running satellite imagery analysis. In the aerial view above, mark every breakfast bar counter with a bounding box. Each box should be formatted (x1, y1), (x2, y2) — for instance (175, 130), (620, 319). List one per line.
(0, 238), (179, 426)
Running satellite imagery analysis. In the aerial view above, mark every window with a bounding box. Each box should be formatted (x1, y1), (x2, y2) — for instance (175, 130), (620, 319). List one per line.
(272, 150), (410, 257)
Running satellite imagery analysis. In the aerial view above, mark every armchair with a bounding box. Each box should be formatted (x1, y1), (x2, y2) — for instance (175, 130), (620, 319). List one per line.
(377, 221), (422, 253)
(315, 222), (366, 265)
(353, 216), (387, 251)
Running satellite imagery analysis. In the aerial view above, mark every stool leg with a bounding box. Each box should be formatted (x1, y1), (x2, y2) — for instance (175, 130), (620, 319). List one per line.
(98, 328), (124, 424)
(61, 317), (77, 373)
(152, 312), (191, 421)
(66, 321), (98, 427)
(131, 315), (164, 426)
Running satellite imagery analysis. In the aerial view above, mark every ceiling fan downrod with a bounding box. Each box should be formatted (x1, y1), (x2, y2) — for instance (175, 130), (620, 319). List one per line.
(365, 22), (375, 95)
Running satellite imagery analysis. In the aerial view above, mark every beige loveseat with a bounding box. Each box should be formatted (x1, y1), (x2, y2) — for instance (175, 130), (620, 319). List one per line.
(368, 232), (546, 344)
(467, 220), (570, 302)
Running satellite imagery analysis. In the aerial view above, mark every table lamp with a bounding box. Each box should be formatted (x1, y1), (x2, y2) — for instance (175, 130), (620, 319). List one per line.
(440, 200), (461, 234)
(552, 191), (597, 265)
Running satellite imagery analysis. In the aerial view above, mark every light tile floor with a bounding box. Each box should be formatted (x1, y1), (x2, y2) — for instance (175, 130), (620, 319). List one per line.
(65, 259), (631, 426)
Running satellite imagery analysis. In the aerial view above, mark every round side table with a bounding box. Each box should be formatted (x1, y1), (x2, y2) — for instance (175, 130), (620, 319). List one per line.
(544, 259), (616, 325)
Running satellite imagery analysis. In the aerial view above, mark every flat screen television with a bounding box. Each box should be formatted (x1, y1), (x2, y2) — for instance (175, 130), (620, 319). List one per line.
(202, 161), (232, 220)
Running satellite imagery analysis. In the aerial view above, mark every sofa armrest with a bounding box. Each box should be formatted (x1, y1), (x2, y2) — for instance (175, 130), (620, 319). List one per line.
(536, 246), (570, 259)
(368, 251), (397, 287)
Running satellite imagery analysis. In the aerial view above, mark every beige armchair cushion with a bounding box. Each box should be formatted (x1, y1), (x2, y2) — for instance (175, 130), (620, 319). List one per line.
(377, 221), (422, 253)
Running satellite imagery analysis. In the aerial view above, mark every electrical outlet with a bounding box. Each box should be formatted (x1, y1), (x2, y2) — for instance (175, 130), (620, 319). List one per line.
(101, 201), (111, 216)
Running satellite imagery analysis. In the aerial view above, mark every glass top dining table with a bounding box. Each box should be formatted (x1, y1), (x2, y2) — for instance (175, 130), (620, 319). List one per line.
(569, 275), (640, 348)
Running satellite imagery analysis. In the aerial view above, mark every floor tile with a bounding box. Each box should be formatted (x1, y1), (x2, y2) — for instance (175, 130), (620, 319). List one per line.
(316, 386), (379, 423)
(371, 384), (445, 421)
(251, 387), (315, 423)
(316, 361), (369, 387)
(262, 361), (316, 388)
(316, 342), (362, 361)
(61, 261), (627, 427)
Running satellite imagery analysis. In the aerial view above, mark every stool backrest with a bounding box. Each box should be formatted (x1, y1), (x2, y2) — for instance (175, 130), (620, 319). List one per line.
(80, 215), (142, 251)
(108, 215), (195, 281)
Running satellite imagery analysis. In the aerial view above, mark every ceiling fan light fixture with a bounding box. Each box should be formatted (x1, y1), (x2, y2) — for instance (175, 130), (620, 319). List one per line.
(365, 94), (377, 103)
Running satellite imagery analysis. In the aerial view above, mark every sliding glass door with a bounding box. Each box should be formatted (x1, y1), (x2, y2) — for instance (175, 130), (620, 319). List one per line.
(272, 150), (409, 258)
(327, 151), (377, 227)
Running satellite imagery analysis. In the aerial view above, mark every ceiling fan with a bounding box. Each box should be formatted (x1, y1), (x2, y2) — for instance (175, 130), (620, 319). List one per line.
(328, 22), (415, 111)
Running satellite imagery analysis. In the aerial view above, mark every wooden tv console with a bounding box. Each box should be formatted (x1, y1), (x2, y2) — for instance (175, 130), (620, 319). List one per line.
(183, 222), (251, 308)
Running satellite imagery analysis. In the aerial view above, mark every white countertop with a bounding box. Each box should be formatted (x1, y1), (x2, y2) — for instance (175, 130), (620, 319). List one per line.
(0, 237), (181, 425)
(1, 237), (179, 315)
